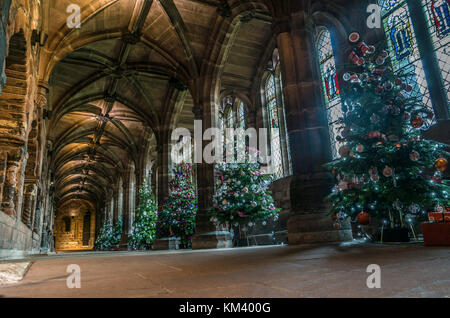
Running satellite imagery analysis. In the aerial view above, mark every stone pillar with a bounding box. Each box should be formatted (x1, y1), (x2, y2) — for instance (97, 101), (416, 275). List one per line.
(191, 105), (232, 249)
(113, 187), (119, 221)
(120, 177), (130, 247)
(0, 151), (6, 204)
(272, 7), (352, 244)
(156, 138), (169, 205)
(21, 182), (37, 227)
(1, 148), (23, 216)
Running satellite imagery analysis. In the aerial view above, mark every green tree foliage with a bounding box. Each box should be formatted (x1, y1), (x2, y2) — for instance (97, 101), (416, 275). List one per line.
(128, 182), (158, 250)
(325, 39), (449, 229)
(157, 164), (197, 248)
(210, 155), (280, 229)
(95, 216), (123, 250)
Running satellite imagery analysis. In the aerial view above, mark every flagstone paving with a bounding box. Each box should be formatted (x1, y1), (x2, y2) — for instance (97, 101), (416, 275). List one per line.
(0, 243), (448, 298)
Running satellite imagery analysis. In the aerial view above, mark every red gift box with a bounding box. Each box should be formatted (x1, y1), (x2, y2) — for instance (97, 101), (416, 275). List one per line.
(422, 222), (450, 246)
(428, 212), (450, 222)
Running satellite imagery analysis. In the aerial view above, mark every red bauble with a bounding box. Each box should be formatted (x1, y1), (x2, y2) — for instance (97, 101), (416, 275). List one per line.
(357, 212), (370, 225)
(349, 32), (360, 43)
(411, 116), (424, 129)
(368, 130), (381, 139)
(338, 146), (351, 157)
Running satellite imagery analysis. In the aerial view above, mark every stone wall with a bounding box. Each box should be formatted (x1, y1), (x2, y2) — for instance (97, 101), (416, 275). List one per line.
(0, 0), (49, 259)
(54, 202), (96, 251)
(0, 210), (40, 259)
(0, 0), (11, 94)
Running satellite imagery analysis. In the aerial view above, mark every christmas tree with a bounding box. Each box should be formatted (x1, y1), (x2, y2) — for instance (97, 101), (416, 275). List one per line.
(128, 182), (158, 250)
(95, 215), (123, 250)
(156, 164), (197, 248)
(324, 34), (449, 230)
(210, 148), (280, 231)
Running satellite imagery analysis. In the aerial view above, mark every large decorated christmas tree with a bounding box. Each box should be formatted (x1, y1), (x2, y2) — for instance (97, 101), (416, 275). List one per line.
(210, 149), (280, 231)
(156, 164), (197, 248)
(325, 34), (449, 230)
(128, 182), (158, 250)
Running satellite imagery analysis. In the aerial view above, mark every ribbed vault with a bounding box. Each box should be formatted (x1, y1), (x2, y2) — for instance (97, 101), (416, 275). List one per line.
(44, 0), (274, 217)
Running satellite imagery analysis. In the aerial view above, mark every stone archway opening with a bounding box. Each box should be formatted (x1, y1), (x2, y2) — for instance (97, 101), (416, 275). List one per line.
(54, 200), (95, 251)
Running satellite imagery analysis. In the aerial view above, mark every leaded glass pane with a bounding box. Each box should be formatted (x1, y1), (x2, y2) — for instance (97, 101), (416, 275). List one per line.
(279, 72), (293, 176)
(265, 74), (283, 179)
(238, 102), (246, 128)
(422, 0), (450, 106)
(317, 29), (343, 159)
(380, 0), (435, 124)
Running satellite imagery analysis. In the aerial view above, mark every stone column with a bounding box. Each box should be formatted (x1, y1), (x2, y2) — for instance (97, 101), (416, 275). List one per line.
(0, 151), (6, 205)
(113, 187), (119, 221)
(21, 182), (37, 227)
(1, 148), (23, 216)
(191, 105), (232, 249)
(272, 8), (352, 244)
(156, 139), (169, 205)
(120, 177), (130, 247)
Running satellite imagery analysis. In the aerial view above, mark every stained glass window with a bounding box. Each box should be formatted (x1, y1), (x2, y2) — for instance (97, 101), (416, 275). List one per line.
(279, 73), (293, 176)
(262, 49), (292, 180)
(317, 29), (344, 159)
(422, 0), (450, 104)
(170, 135), (192, 177)
(237, 101), (246, 128)
(218, 96), (247, 162)
(379, 0), (436, 122)
(265, 74), (283, 179)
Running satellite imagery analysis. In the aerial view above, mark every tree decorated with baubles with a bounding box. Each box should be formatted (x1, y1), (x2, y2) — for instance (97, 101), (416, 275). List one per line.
(95, 215), (123, 250)
(156, 164), (197, 248)
(209, 148), (280, 238)
(324, 32), (449, 233)
(128, 182), (158, 250)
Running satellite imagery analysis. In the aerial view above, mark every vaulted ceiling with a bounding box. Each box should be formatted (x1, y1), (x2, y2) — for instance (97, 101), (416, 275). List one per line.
(43, 0), (274, 208)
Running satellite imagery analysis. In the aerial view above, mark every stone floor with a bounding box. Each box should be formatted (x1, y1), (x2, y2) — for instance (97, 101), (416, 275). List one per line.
(0, 242), (449, 298)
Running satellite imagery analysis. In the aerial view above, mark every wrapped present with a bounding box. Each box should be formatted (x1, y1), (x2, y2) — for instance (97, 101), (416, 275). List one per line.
(428, 212), (450, 222)
(422, 222), (450, 246)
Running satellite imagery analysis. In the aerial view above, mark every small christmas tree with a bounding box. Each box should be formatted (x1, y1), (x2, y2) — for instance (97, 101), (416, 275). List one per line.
(157, 164), (197, 248)
(128, 182), (158, 250)
(95, 215), (123, 250)
(324, 34), (449, 231)
(95, 219), (114, 250)
(210, 149), (280, 231)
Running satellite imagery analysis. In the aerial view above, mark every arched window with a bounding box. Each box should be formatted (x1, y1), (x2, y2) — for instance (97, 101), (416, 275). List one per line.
(265, 74), (283, 175)
(63, 216), (71, 233)
(317, 28), (344, 159)
(218, 95), (247, 162)
(422, 0), (450, 103)
(379, 0), (449, 120)
(262, 50), (292, 179)
(380, 0), (433, 114)
(170, 135), (193, 180)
